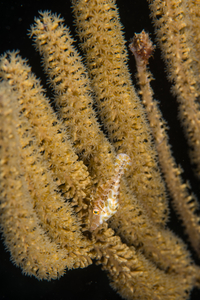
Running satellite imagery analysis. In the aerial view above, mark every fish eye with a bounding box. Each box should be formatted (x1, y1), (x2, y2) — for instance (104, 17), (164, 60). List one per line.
(93, 209), (99, 215)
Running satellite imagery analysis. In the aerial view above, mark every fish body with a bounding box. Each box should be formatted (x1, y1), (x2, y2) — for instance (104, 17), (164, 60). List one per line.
(90, 153), (131, 231)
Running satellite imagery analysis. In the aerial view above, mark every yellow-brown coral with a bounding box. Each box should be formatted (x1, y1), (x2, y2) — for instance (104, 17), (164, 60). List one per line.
(0, 1), (200, 299)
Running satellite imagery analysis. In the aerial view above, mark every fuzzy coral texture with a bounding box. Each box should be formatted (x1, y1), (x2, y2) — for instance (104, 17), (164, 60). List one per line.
(0, 1), (200, 300)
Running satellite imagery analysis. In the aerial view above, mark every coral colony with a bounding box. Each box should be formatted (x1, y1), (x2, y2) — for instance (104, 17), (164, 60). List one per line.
(0, 1), (200, 299)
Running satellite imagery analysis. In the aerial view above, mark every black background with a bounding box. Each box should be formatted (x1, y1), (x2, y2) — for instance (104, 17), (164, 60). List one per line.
(0, 0), (200, 299)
